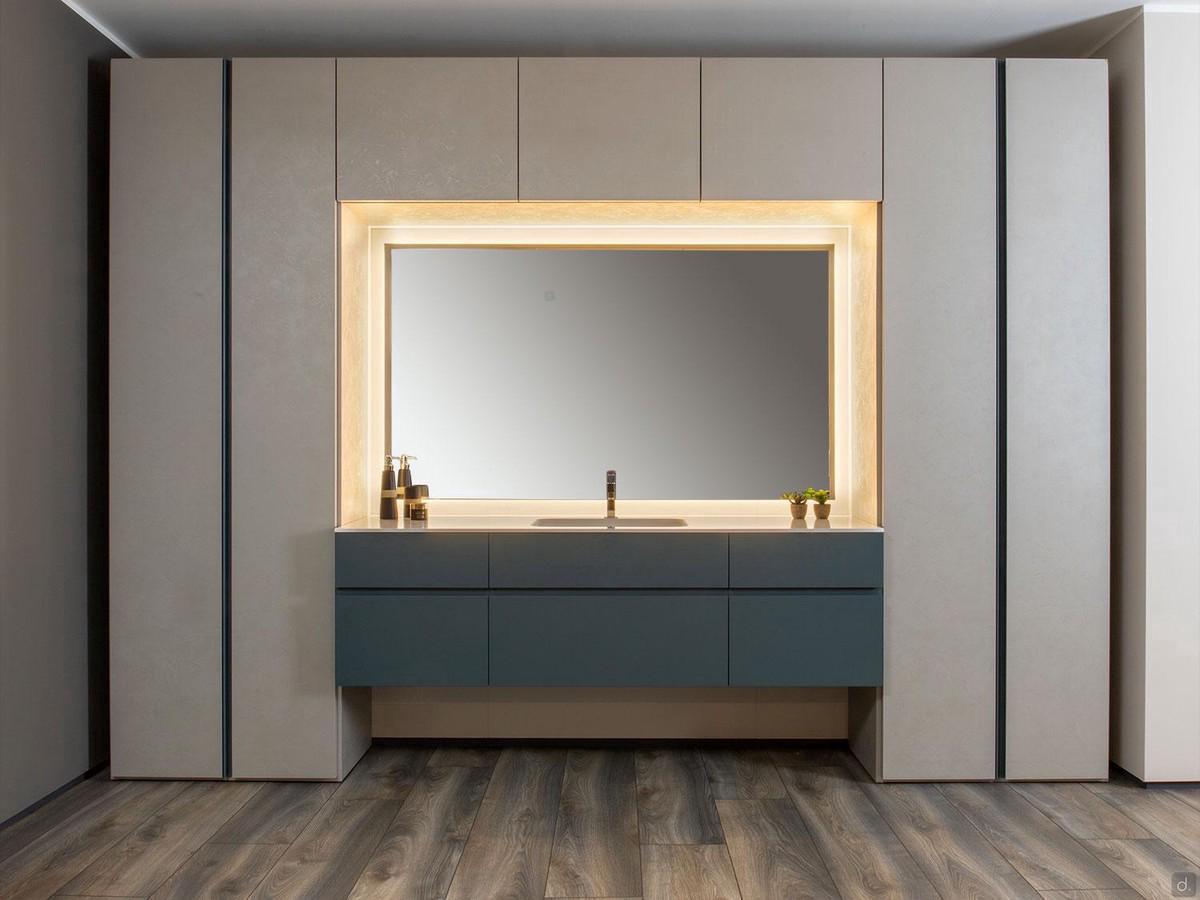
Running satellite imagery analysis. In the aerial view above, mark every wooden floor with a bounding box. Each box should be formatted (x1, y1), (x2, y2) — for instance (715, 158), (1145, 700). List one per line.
(2, 744), (1199, 899)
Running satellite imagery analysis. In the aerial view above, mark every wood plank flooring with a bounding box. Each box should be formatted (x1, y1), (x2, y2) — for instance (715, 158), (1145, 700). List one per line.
(1, 744), (1198, 899)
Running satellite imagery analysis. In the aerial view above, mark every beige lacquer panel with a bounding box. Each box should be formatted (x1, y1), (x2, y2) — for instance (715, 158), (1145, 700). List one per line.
(702, 58), (883, 200)
(881, 58), (997, 780)
(519, 58), (700, 200)
(1005, 58), (1110, 781)
(109, 59), (224, 779)
(337, 58), (517, 200)
(230, 58), (354, 779)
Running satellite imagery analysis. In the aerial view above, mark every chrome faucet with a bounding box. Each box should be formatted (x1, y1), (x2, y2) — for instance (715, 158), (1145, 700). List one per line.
(606, 470), (617, 518)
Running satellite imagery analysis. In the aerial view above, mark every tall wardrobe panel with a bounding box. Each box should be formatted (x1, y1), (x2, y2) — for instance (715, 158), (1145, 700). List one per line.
(109, 59), (224, 779)
(1005, 59), (1110, 780)
(337, 58), (517, 200)
(519, 58), (700, 200)
(230, 59), (343, 779)
(701, 58), (883, 200)
(881, 58), (998, 780)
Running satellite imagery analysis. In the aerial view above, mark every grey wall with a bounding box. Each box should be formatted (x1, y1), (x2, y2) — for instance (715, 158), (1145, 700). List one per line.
(0, 0), (123, 822)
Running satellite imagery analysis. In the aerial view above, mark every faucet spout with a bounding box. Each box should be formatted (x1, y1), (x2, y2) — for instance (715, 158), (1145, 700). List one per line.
(606, 470), (617, 518)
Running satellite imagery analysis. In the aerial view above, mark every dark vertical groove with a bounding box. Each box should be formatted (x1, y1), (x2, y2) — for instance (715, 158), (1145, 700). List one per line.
(995, 59), (1008, 782)
(221, 58), (233, 780)
(86, 58), (113, 770)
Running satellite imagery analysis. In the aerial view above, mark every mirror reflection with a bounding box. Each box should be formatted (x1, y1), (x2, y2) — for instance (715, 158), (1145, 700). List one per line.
(389, 247), (831, 499)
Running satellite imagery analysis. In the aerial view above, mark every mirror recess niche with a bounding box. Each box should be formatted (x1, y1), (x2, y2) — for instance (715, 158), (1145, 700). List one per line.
(339, 202), (879, 522)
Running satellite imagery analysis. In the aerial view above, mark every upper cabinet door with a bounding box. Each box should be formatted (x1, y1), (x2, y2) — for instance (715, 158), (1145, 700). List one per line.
(336, 58), (517, 200)
(702, 58), (883, 200)
(519, 58), (700, 200)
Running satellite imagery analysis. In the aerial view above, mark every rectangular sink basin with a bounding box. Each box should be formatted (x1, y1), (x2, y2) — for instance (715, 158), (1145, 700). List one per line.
(531, 517), (688, 528)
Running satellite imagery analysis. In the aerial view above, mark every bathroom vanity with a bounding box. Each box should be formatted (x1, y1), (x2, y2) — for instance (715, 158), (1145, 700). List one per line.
(335, 518), (883, 689)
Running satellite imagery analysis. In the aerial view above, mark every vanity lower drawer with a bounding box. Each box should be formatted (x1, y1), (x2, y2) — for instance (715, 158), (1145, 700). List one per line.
(335, 591), (488, 686)
(729, 590), (883, 686)
(489, 590), (728, 686)
(489, 533), (728, 588)
(335, 533), (488, 589)
(729, 532), (883, 588)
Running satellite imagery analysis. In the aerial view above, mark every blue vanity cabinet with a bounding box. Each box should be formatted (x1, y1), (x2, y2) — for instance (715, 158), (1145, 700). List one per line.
(334, 528), (884, 688)
(336, 591), (488, 686)
(490, 591), (727, 686)
(489, 532), (728, 588)
(335, 532), (488, 588)
(729, 532), (883, 588)
(727, 532), (884, 686)
(730, 590), (883, 686)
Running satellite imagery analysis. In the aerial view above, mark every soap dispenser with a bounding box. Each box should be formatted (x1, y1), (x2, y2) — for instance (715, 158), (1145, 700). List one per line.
(396, 454), (417, 518)
(379, 456), (398, 520)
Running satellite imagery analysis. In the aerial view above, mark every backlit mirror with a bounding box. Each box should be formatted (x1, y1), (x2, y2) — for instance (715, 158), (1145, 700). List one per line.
(388, 247), (831, 499)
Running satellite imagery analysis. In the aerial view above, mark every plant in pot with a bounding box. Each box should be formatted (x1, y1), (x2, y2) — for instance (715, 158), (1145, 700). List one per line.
(806, 488), (832, 520)
(780, 491), (808, 519)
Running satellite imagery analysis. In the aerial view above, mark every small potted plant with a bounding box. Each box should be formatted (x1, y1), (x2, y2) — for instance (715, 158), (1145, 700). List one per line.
(807, 488), (832, 520)
(781, 491), (808, 519)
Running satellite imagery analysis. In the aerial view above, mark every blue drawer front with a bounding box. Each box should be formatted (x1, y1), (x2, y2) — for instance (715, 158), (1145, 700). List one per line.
(729, 532), (883, 588)
(489, 533), (728, 588)
(335, 532), (488, 589)
(335, 591), (488, 686)
(490, 591), (728, 686)
(729, 590), (883, 686)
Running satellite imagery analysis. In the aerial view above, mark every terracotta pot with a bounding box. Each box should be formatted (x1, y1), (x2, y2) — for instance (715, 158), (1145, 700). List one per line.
(814, 503), (832, 520)
(789, 502), (808, 520)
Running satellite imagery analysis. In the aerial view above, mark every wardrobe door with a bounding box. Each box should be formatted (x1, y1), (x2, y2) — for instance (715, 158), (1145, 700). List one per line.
(1005, 59), (1110, 780)
(337, 58), (517, 200)
(881, 58), (998, 780)
(231, 58), (359, 779)
(519, 58), (700, 200)
(702, 58), (883, 200)
(109, 59), (224, 778)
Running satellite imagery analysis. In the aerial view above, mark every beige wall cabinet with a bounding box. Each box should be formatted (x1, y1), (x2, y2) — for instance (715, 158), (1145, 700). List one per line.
(336, 58), (517, 200)
(518, 57), (700, 200)
(231, 58), (368, 780)
(1004, 58), (1110, 781)
(701, 58), (883, 200)
(109, 59), (225, 779)
(880, 58), (998, 781)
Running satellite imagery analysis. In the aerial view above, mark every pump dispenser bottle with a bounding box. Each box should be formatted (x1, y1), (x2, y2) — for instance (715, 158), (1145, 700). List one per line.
(396, 455), (417, 518)
(379, 456), (398, 520)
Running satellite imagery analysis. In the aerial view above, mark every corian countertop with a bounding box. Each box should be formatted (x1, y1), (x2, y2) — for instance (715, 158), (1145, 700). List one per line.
(336, 514), (882, 534)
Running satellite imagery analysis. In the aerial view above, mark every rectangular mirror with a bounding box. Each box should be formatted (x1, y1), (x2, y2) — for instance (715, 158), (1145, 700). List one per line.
(389, 247), (831, 499)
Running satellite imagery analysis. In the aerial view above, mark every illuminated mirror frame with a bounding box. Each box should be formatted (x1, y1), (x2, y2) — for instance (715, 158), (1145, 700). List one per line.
(339, 202), (878, 524)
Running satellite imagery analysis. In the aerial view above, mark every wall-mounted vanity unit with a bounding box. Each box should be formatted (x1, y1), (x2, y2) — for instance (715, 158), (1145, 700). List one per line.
(109, 55), (1109, 784)
(335, 524), (884, 690)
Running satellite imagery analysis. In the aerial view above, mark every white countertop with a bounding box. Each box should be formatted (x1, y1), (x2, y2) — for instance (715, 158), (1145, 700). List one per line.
(336, 514), (881, 533)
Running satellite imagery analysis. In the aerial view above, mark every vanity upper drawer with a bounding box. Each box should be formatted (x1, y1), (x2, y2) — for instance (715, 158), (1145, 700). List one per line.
(730, 590), (883, 686)
(336, 591), (487, 686)
(489, 533), (728, 588)
(335, 533), (489, 589)
(490, 590), (727, 686)
(729, 532), (883, 588)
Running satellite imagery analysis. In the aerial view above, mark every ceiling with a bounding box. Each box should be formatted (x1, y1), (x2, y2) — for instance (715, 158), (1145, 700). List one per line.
(65, 0), (1145, 60)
